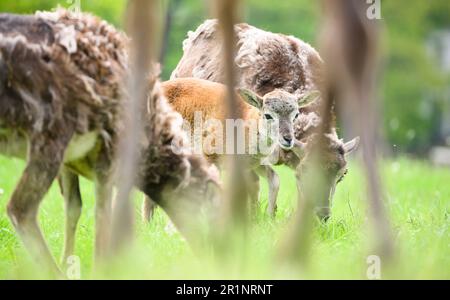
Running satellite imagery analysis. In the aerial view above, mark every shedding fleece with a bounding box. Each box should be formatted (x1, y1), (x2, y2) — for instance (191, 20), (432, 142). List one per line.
(171, 19), (330, 156)
(0, 9), (127, 153)
(171, 20), (343, 164)
(0, 8), (218, 196)
(169, 19), (358, 218)
(139, 77), (221, 202)
(172, 19), (324, 100)
(0, 10), (223, 271)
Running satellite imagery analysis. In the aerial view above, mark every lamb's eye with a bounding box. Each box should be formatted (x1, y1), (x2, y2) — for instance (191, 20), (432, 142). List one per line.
(264, 114), (273, 120)
(294, 113), (299, 119)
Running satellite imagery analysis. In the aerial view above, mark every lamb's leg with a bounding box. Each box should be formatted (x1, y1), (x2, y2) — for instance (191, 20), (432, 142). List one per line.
(265, 166), (280, 217)
(58, 167), (82, 264)
(141, 195), (157, 223)
(245, 170), (260, 216)
(6, 135), (71, 277)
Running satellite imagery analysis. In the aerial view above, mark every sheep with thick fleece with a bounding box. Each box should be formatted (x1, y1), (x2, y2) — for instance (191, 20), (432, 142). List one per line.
(0, 9), (221, 275)
(170, 19), (359, 218)
(142, 77), (318, 220)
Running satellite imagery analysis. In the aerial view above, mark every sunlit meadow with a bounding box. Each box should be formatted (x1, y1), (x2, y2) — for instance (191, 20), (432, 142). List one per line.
(0, 155), (448, 279)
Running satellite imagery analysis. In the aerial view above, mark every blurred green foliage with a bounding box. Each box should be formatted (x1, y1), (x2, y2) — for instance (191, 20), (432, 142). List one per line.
(0, 0), (449, 154)
(381, 1), (450, 153)
(0, 0), (126, 25)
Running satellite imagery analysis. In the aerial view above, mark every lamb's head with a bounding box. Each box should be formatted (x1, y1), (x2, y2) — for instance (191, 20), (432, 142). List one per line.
(295, 131), (359, 220)
(238, 88), (319, 150)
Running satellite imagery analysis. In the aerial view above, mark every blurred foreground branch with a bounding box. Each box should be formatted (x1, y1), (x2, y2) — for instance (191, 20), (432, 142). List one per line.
(213, 0), (249, 232)
(280, 0), (393, 266)
(111, 0), (162, 254)
(319, 0), (393, 259)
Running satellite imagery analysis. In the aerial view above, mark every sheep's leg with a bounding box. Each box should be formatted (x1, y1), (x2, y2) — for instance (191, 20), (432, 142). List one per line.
(89, 147), (114, 261)
(6, 135), (71, 277)
(142, 195), (157, 223)
(265, 166), (280, 217)
(58, 167), (82, 264)
(245, 170), (260, 216)
(254, 165), (280, 217)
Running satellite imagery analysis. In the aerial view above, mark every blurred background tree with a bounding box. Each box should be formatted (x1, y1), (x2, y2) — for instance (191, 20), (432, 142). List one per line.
(0, 0), (449, 155)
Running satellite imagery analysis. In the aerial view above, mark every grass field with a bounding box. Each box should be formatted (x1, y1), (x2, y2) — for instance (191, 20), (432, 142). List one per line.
(0, 155), (449, 279)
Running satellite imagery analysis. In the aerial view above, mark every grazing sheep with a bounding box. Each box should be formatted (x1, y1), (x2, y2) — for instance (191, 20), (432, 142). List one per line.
(0, 9), (220, 275)
(170, 19), (359, 218)
(271, 113), (360, 218)
(142, 77), (318, 221)
(163, 77), (318, 152)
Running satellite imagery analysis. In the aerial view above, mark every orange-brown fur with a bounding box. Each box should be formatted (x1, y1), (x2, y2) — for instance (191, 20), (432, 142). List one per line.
(169, 20), (357, 218)
(162, 78), (258, 125)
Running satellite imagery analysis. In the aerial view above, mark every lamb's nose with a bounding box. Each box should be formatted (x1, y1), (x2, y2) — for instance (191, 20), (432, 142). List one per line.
(283, 136), (292, 144)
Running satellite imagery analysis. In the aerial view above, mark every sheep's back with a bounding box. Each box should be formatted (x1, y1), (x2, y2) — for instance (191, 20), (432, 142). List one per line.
(0, 14), (55, 45)
(162, 78), (253, 125)
(0, 9), (127, 153)
(171, 19), (324, 101)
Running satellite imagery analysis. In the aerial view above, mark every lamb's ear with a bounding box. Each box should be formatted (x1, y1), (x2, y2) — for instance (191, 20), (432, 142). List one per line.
(343, 137), (360, 155)
(237, 88), (263, 109)
(298, 90), (320, 108)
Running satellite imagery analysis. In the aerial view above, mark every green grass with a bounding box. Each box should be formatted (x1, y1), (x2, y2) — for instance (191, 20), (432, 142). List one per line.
(0, 155), (449, 279)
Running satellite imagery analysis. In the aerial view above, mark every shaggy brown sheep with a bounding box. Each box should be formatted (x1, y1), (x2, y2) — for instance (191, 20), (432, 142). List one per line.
(168, 19), (359, 218)
(0, 9), (220, 276)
